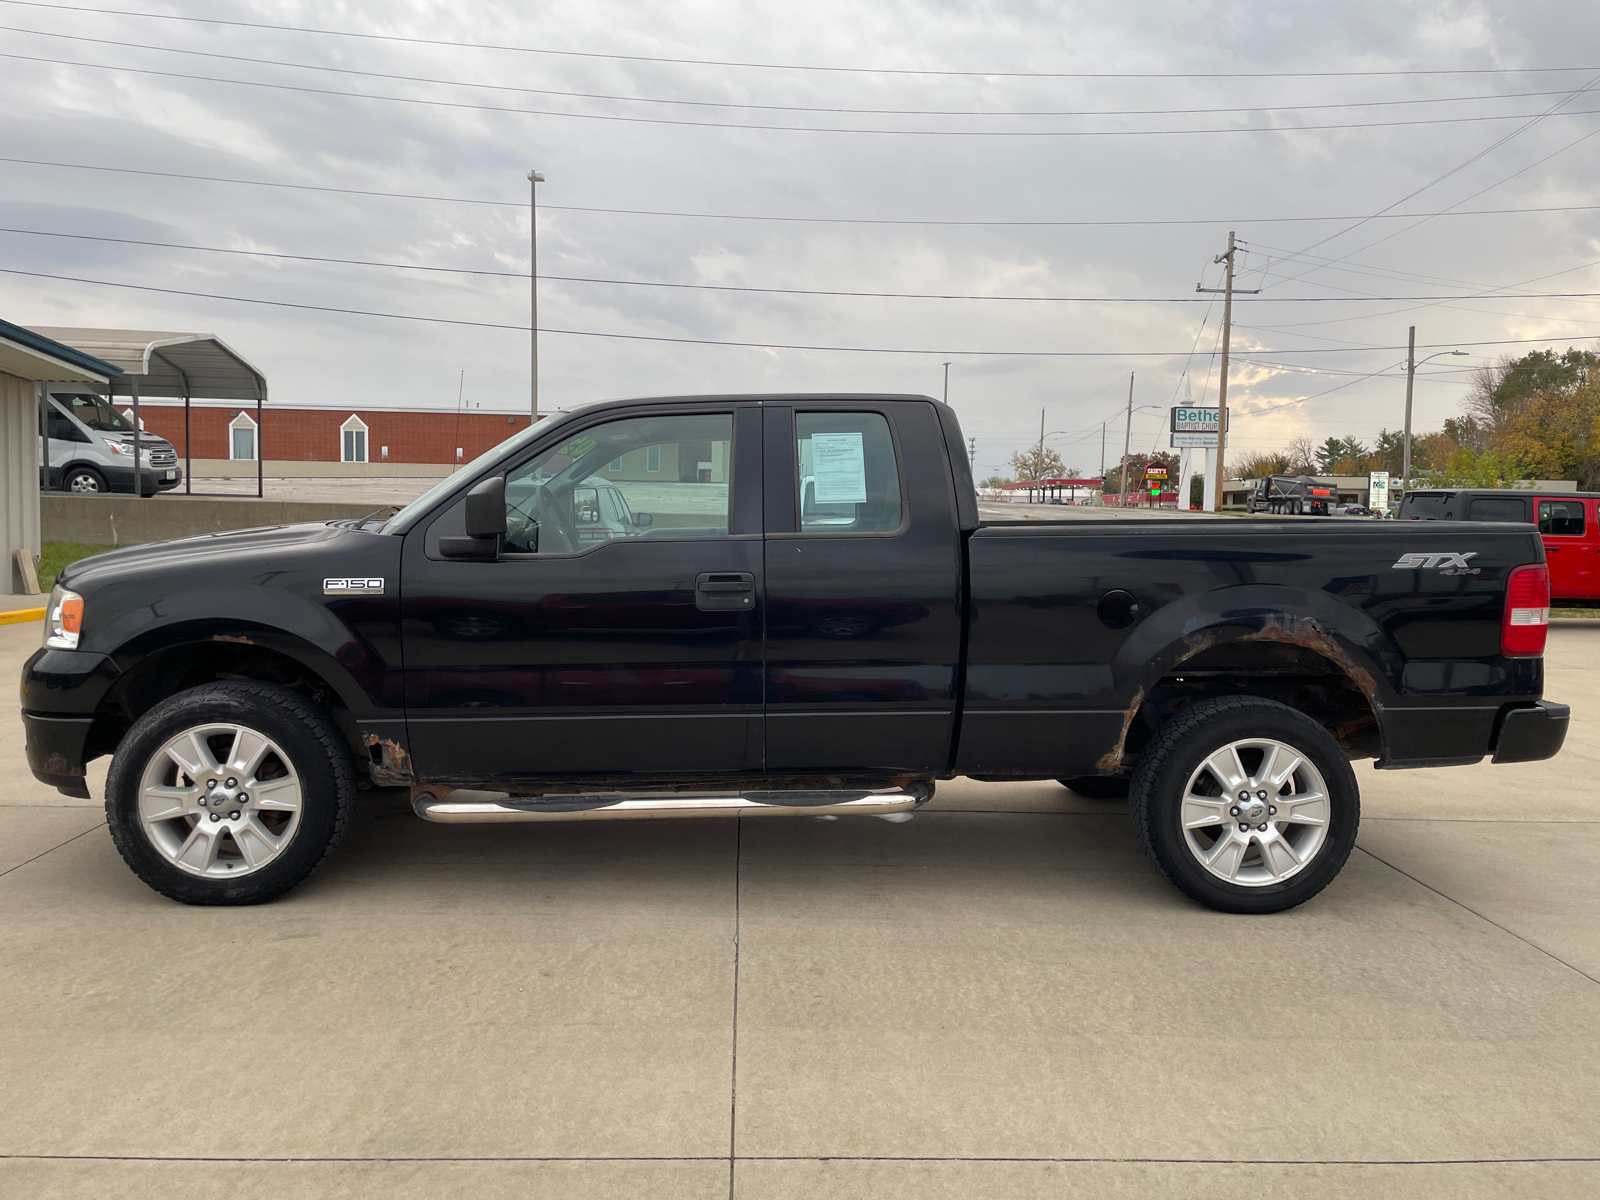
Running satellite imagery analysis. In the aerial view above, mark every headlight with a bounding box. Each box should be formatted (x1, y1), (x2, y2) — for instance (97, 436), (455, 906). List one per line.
(45, 584), (84, 650)
(107, 441), (132, 456)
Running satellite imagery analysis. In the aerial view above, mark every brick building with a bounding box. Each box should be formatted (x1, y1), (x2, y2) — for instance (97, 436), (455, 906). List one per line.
(130, 402), (534, 465)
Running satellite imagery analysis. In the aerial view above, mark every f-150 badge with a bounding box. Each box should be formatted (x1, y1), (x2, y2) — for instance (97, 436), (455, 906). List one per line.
(1391, 552), (1480, 574)
(324, 578), (385, 594)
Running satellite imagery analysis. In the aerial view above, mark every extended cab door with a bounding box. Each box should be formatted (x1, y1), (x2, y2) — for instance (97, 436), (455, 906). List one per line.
(1535, 496), (1593, 600)
(400, 405), (765, 782)
(760, 401), (964, 773)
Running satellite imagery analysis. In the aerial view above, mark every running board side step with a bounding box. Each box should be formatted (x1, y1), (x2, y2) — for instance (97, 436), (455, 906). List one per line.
(413, 782), (934, 823)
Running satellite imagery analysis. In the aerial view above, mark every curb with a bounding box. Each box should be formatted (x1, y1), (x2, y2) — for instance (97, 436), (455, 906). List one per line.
(0, 607), (46, 626)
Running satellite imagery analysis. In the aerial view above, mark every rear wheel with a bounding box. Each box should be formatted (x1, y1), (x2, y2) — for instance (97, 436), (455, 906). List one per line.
(1130, 696), (1358, 914)
(63, 466), (107, 494)
(105, 681), (356, 905)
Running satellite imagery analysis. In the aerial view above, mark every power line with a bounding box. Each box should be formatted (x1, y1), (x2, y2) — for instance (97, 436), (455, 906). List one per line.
(5, 265), (1595, 357)
(4, 1), (1593, 80)
(4, 25), (1590, 119)
(9, 50), (1600, 137)
(7, 156), (1600, 228)
(8, 224), (1600, 304)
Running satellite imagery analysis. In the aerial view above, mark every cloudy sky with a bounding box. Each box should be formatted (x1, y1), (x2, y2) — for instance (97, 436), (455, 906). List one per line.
(2, 0), (1598, 479)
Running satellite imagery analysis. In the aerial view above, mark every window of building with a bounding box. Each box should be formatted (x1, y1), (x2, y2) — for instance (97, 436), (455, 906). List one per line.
(341, 415), (369, 463)
(229, 412), (257, 461)
(646, 444), (661, 473)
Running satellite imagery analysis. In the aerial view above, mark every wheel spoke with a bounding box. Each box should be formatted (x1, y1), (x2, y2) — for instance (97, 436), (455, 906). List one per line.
(228, 729), (274, 783)
(166, 732), (218, 783)
(1258, 744), (1304, 794)
(249, 777), (301, 812)
(140, 784), (195, 824)
(1206, 832), (1245, 879)
(174, 824), (220, 872)
(1280, 793), (1328, 826)
(1202, 746), (1249, 795)
(1182, 795), (1228, 829)
(231, 817), (279, 869)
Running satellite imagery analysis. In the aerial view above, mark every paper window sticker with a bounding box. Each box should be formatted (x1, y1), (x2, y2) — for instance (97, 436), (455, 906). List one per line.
(810, 432), (867, 503)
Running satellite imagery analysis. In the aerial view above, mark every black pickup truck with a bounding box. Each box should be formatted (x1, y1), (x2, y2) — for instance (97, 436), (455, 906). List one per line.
(22, 394), (1569, 913)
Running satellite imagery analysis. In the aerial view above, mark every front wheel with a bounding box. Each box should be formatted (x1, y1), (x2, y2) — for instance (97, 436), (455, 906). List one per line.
(1130, 696), (1359, 914)
(105, 681), (356, 905)
(63, 465), (108, 494)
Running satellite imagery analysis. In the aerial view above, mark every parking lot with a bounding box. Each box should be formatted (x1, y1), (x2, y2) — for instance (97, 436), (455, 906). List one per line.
(3, 618), (1598, 1199)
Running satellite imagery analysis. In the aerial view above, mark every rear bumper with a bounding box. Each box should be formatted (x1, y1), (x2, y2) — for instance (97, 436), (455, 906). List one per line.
(22, 712), (95, 798)
(1492, 700), (1570, 764)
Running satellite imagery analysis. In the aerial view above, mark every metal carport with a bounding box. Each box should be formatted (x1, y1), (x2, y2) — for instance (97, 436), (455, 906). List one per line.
(28, 328), (269, 498)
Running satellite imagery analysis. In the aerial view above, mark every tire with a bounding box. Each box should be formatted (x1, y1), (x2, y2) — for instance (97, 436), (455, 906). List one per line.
(63, 466), (108, 494)
(105, 681), (356, 905)
(1129, 696), (1359, 914)
(1060, 775), (1130, 799)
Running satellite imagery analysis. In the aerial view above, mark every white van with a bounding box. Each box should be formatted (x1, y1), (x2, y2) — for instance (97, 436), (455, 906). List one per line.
(40, 388), (182, 496)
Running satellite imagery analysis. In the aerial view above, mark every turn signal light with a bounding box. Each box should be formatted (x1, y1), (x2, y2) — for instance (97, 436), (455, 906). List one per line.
(44, 585), (83, 650)
(1501, 564), (1550, 657)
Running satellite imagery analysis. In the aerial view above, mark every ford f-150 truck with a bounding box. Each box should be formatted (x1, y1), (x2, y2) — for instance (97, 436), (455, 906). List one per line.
(21, 394), (1569, 913)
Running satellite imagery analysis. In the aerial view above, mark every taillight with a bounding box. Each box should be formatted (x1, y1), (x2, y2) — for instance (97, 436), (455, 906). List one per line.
(1501, 564), (1550, 657)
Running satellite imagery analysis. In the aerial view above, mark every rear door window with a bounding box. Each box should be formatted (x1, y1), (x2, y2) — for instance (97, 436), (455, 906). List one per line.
(794, 412), (903, 533)
(1538, 500), (1586, 537)
(1467, 498), (1529, 523)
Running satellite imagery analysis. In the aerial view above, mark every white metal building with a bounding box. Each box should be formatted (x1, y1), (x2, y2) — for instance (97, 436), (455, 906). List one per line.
(0, 319), (121, 600)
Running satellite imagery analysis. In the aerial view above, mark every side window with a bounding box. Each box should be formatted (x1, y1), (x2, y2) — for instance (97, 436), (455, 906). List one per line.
(1538, 500), (1586, 537)
(1467, 498), (1528, 523)
(501, 413), (733, 554)
(46, 406), (89, 443)
(794, 412), (902, 533)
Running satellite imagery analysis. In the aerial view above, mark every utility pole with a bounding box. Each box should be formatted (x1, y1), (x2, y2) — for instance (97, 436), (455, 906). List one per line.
(1402, 325), (1417, 489)
(1037, 407), (1046, 479)
(968, 435), (976, 474)
(1099, 421), (1106, 485)
(1120, 372), (1134, 502)
(528, 169), (545, 423)
(1197, 231), (1261, 511)
(943, 362), (951, 404)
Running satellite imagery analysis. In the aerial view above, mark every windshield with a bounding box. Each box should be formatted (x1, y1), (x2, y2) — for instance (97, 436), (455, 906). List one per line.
(54, 393), (134, 433)
(384, 410), (583, 534)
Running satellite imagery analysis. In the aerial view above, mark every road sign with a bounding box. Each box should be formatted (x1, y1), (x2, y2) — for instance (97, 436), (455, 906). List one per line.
(1369, 470), (1390, 512)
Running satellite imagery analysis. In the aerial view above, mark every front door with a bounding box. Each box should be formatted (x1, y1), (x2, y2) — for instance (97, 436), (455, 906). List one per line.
(761, 402), (964, 774)
(400, 406), (765, 783)
(1536, 496), (1594, 600)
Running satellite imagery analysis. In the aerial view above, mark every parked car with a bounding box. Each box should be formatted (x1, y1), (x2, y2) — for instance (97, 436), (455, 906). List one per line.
(23, 394), (1567, 915)
(1335, 504), (1373, 516)
(1398, 488), (1600, 602)
(40, 389), (182, 496)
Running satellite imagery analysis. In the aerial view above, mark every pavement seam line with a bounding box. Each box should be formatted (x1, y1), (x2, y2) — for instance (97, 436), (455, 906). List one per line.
(0, 822), (104, 879)
(4, 1154), (1598, 1165)
(1355, 843), (1600, 987)
(729, 814), (742, 1200)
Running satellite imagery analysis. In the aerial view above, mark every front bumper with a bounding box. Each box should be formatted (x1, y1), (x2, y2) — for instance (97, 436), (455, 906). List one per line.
(23, 712), (95, 798)
(1492, 700), (1570, 764)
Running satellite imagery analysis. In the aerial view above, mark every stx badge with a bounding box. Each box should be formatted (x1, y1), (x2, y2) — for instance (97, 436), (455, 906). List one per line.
(1391, 552), (1480, 575)
(324, 578), (385, 594)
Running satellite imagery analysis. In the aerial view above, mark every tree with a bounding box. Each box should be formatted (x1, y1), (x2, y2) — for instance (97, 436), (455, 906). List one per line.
(1233, 450), (1289, 480)
(1372, 429), (1405, 476)
(978, 475), (1012, 489)
(1284, 436), (1318, 474)
(1008, 446), (1066, 481)
(1316, 436), (1369, 473)
(1108, 450), (1179, 498)
(1189, 472), (1205, 509)
(1491, 348), (1598, 407)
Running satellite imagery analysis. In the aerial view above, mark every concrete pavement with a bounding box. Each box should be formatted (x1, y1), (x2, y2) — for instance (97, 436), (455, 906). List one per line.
(3, 618), (1598, 1198)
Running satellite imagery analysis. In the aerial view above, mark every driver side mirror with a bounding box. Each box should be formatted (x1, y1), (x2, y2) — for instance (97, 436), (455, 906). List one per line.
(633, 511), (653, 528)
(440, 476), (507, 560)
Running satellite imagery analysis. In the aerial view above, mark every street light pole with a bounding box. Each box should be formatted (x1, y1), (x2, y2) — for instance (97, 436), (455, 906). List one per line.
(528, 169), (545, 423)
(1402, 331), (1469, 490)
(942, 361), (951, 404)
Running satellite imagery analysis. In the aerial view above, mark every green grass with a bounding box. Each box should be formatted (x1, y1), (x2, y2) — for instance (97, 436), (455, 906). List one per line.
(36, 541), (118, 592)
(1552, 607), (1600, 619)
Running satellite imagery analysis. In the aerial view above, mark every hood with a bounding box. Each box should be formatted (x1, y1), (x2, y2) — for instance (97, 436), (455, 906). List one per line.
(60, 522), (352, 591)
